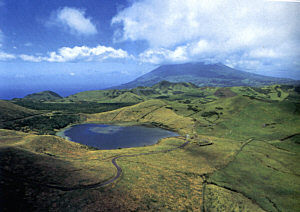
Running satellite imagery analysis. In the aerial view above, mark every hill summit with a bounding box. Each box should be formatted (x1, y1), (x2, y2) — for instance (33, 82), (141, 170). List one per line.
(22, 91), (63, 101)
(113, 62), (297, 89)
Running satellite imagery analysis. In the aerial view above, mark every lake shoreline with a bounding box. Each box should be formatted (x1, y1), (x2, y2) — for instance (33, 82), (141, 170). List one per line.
(56, 123), (179, 150)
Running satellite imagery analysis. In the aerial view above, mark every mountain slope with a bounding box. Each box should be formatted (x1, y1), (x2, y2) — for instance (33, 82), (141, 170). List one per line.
(113, 62), (297, 89)
(151, 80), (198, 90)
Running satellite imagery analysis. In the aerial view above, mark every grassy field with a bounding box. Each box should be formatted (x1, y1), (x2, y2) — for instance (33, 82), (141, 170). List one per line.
(0, 130), (241, 211)
(0, 83), (299, 211)
(85, 99), (195, 134)
(0, 100), (39, 123)
(208, 138), (300, 211)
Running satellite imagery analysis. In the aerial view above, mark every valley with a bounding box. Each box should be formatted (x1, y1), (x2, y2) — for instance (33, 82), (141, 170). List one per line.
(1, 81), (299, 211)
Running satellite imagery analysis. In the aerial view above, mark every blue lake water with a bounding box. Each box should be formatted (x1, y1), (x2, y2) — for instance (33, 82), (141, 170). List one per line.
(58, 124), (178, 150)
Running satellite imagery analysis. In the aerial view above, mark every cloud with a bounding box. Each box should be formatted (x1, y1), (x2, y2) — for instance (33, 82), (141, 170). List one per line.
(267, 0), (300, 2)
(19, 45), (130, 62)
(139, 46), (189, 64)
(0, 51), (16, 61)
(24, 42), (32, 47)
(51, 7), (97, 35)
(248, 48), (281, 58)
(113, 0), (300, 71)
(19, 54), (43, 62)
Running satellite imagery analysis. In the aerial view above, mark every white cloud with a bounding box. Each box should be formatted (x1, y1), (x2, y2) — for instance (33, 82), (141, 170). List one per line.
(139, 46), (189, 64)
(24, 42), (32, 47)
(267, 0), (300, 2)
(113, 0), (300, 71)
(19, 45), (130, 62)
(0, 51), (16, 61)
(248, 48), (280, 58)
(19, 54), (43, 62)
(52, 7), (97, 35)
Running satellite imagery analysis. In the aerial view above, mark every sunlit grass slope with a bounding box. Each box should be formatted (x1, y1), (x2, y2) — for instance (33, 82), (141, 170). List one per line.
(113, 136), (241, 211)
(208, 138), (300, 212)
(65, 89), (128, 102)
(110, 92), (144, 103)
(0, 129), (244, 211)
(86, 99), (195, 134)
(192, 95), (300, 140)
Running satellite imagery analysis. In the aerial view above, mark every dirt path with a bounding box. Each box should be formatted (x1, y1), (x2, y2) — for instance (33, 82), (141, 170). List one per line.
(42, 136), (191, 191)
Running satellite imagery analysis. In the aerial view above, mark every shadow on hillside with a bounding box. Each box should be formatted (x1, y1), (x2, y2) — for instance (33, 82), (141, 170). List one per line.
(0, 147), (133, 211)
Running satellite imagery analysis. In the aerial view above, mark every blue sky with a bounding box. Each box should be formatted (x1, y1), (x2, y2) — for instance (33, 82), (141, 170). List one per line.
(0, 0), (299, 98)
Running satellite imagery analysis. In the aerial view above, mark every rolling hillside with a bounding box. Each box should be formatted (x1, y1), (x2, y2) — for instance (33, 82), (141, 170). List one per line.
(112, 62), (298, 89)
(20, 90), (63, 101)
(64, 81), (299, 105)
(1, 84), (300, 211)
(85, 99), (195, 134)
(64, 81), (198, 102)
(0, 100), (38, 123)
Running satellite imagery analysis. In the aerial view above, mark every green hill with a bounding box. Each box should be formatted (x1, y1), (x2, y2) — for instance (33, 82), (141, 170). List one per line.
(110, 92), (144, 103)
(64, 81), (201, 103)
(65, 89), (127, 102)
(0, 100), (38, 123)
(22, 90), (63, 101)
(86, 99), (195, 134)
(61, 81), (300, 106)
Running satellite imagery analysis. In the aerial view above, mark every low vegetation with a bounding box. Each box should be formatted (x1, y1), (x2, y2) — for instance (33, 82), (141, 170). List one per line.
(12, 100), (134, 114)
(0, 100), (38, 123)
(85, 99), (195, 134)
(208, 138), (300, 212)
(3, 113), (81, 135)
(0, 82), (299, 211)
(20, 90), (63, 101)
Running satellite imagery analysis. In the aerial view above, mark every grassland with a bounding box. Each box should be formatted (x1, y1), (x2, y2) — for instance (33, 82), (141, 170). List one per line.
(85, 99), (195, 134)
(0, 83), (299, 211)
(0, 100), (39, 123)
(4, 100), (134, 135)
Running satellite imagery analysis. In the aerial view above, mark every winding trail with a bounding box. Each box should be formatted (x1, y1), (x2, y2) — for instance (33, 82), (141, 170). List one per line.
(45, 136), (191, 191)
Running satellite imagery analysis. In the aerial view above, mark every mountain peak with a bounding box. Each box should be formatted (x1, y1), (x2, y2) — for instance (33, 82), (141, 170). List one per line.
(111, 62), (297, 89)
